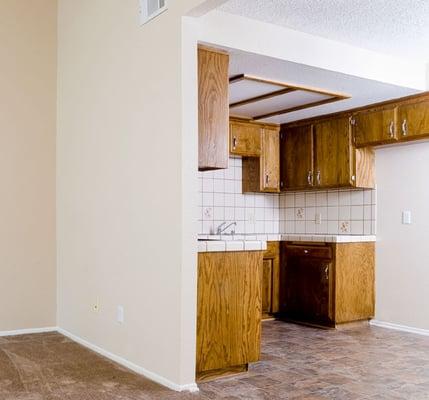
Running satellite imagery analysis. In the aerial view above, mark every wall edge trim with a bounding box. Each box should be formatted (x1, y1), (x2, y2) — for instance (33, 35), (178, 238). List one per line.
(370, 320), (429, 337)
(0, 327), (58, 337)
(57, 328), (199, 393)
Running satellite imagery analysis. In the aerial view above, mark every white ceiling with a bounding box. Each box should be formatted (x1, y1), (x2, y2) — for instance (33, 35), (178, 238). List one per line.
(219, 0), (429, 62)
(229, 50), (419, 124)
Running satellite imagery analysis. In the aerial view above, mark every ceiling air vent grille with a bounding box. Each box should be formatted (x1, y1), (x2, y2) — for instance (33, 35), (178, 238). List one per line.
(140, 0), (167, 25)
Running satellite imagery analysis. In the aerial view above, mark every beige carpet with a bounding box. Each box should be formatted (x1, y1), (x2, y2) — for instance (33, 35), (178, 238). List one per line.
(0, 332), (198, 400)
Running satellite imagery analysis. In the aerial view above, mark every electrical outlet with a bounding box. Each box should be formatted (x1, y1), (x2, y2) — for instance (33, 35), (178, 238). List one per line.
(315, 213), (322, 225)
(92, 299), (100, 313)
(117, 306), (124, 324)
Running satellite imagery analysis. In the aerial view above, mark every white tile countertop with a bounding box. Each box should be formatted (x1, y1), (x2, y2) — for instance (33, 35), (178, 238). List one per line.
(197, 234), (376, 252)
(198, 240), (267, 253)
(280, 234), (377, 243)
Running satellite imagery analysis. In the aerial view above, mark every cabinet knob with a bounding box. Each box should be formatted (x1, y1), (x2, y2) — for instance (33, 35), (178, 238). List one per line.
(389, 121), (394, 138)
(304, 249), (309, 254)
(402, 120), (408, 136)
(316, 171), (321, 186)
(324, 266), (329, 280)
(265, 174), (269, 185)
(232, 136), (237, 149)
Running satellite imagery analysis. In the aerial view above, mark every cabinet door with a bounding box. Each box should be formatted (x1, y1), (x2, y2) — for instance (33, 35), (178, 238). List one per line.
(230, 121), (261, 156)
(280, 125), (314, 190)
(261, 127), (280, 192)
(285, 256), (331, 324)
(314, 117), (353, 188)
(353, 108), (397, 147)
(397, 99), (429, 140)
(198, 47), (229, 171)
(262, 259), (273, 318)
(197, 251), (262, 373)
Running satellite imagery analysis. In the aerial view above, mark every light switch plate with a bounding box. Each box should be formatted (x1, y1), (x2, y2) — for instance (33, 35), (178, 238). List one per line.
(402, 210), (412, 225)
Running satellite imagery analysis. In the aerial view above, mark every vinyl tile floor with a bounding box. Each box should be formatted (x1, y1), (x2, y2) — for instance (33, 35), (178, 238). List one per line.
(1, 321), (428, 399)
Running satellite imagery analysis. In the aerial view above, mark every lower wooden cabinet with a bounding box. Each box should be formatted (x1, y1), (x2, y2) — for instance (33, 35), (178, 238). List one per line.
(196, 251), (263, 381)
(262, 242), (280, 319)
(281, 242), (375, 327)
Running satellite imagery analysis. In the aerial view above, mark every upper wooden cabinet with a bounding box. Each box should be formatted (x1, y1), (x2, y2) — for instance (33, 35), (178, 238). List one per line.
(281, 117), (375, 190)
(397, 98), (429, 140)
(280, 125), (314, 190)
(314, 117), (356, 188)
(242, 123), (280, 193)
(229, 120), (261, 157)
(261, 127), (280, 192)
(198, 47), (229, 171)
(352, 107), (397, 147)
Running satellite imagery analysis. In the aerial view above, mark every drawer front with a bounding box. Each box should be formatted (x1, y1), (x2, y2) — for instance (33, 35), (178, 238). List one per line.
(286, 245), (332, 260)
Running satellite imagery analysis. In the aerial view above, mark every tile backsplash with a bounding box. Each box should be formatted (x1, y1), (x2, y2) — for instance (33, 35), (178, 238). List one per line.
(198, 157), (376, 236)
(199, 157), (280, 235)
(279, 189), (376, 235)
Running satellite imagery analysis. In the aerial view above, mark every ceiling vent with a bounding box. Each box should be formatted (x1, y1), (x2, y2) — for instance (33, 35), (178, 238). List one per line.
(139, 0), (167, 25)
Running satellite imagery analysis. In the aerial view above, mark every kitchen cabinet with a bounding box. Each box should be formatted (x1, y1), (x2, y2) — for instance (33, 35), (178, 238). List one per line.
(242, 124), (281, 193)
(197, 251), (263, 382)
(262, 242), (280, 319)
(198, 46), (229, 171)
(281, 117), (375, 190)
(397, 98), (429, 140)
(280, 125), (314, 190)
(352, 107), (398, 147)
(281, 242), (375, 327)
(230, 119), (261, 157)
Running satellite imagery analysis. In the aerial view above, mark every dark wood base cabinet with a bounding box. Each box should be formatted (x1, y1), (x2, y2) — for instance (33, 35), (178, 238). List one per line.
(281, 242), (375, 327)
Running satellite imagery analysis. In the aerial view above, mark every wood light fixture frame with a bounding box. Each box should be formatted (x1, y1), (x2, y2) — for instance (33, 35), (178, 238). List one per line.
(229, 74), (350, 121)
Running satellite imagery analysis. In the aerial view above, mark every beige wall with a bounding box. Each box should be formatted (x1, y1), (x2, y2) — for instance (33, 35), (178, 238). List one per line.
(0, 1), (57, 331)
(57, 0), (204, 388)
(375, 142), (429, 331)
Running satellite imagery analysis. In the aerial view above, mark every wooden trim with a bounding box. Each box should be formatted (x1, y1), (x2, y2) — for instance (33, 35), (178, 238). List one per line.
(254, 97), (344, 121)
(283, 91), (429, 129)
(230, 88), (297, 109)
(230, 74), (350, 98)
(197, 44), (229, 55)
(229, 116), (280, 128)
(196, 365), (248, 383)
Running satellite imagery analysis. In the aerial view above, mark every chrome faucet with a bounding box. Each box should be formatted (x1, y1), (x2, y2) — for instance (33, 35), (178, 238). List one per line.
(216, 221), (237, 235)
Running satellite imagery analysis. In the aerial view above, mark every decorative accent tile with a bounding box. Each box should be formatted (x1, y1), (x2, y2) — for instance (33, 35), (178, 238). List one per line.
(199, 157), (377, 236)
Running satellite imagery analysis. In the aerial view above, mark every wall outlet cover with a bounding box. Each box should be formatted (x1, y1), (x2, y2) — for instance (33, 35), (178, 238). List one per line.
(117, 306), (124, 324)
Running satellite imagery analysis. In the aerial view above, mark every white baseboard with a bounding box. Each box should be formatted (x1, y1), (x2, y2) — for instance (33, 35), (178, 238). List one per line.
(370, 320), (429, 337)
(57, 328), (199, 393)
(0, 326), (58, 337)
